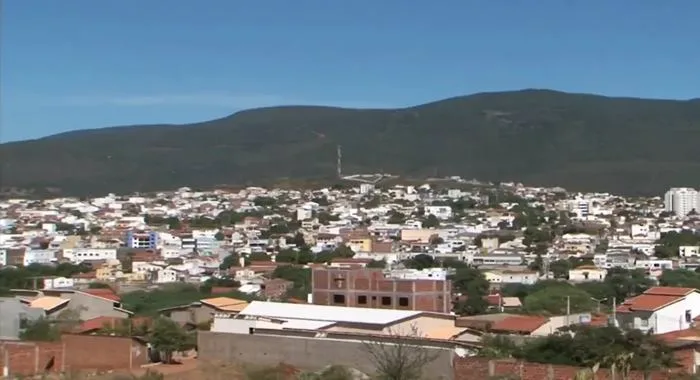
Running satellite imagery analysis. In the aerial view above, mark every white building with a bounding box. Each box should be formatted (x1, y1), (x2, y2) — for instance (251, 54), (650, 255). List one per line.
(62, 248), (118, 264)
(0, 249), (6, 266)
(23, 249), (57, 266)
(424, 206), (453, 220)
(43, 277), (76, 289)
(616, 287), (700, 335)
(679, 246), (700, 258)
(664, 187), (699, 217)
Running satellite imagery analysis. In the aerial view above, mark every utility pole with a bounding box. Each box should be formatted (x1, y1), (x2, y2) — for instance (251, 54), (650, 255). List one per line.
(566, 296), (571, 326)
(612, 297), (617, 327)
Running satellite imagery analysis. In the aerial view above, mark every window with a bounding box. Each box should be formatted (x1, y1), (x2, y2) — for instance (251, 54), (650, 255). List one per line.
(333, 294), (346, 304)
(640, 318), (649, 328)
(357, 295), (367, 305)
(381, 296), (391, 306)
(686, 310), (692, 323)
(398, 297), (409, 307)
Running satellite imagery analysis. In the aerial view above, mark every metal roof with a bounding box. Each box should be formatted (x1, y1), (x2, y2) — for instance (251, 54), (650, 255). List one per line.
(239, 301), (422, 326)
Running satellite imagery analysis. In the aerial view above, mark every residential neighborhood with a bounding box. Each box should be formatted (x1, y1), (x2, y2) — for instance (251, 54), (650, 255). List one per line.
(2, 181), (700, 379)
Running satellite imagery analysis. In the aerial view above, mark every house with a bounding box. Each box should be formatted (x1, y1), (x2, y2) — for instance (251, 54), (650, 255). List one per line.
(0, 297), (45, 340)
(483, 270), (538, 286)
(160, 296), (249, 327)
(12, 289), (132, 321)
(615, 287), (700, 334)
(212, 301), (464, 340)
(568, 266), (607, 282)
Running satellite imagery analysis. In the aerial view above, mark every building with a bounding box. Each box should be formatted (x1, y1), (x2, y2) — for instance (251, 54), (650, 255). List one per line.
(0, 297), (45, 340)
(615, 287), (700, 335)
(664, 187), (700, 217)
(62, 248), (118, 264)
(160, 296), (249, 327)
(311, 268), (452, 313)
(126, 231), (158, 249)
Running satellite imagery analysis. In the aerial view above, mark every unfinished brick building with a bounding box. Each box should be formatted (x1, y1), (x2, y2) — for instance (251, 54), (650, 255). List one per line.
(311, 268), (452, 313)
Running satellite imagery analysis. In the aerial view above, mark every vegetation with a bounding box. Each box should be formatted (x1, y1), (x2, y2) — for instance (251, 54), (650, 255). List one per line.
(3, 90), (700, 196)
(0, 263), (93, 293)
(149, 317), (196, 363)
(121, 283), (255, 315)
(480, 325), (678, 373)
(362, 325), (440, 380)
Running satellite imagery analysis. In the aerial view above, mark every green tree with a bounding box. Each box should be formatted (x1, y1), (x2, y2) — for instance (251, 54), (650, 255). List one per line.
(149, 317), (194, 363)
(219, 252), (240, 270)
(20, 318), (61, 341)
(421, 214), (440, 228)
(214, 231), (225, 241)
(523, 283), (593, 315)
(403, 254), (435, 270)
(658, 269), (700, 289)
(366, 260), (387, 268)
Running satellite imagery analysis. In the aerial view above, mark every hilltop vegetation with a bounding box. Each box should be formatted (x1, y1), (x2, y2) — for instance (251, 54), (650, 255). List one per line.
(2, 89), (700, 196)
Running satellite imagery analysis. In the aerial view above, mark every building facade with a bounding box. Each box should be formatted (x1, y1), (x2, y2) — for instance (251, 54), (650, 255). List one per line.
(664, 187), (699, 217)
(126, 231), (158, 249)
(311, 268), (452, 313)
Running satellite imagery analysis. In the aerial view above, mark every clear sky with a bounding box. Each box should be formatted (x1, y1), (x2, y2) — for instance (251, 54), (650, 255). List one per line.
(1, 1), (699, 142)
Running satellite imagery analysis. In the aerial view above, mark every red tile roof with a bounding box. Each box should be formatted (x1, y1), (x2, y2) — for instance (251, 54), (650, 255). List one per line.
(83, 288), (121, 302)
(645, 287), (697, 296)
(489, 315), (549, 334)
(74, 316), (125, 333)
(617, 287), (697, 313)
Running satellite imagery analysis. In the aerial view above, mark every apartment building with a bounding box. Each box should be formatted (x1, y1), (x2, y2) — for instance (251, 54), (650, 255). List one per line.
(311, 268), (452, 313)
(664, 187), (699, 217)
(126, 231), (158, 249)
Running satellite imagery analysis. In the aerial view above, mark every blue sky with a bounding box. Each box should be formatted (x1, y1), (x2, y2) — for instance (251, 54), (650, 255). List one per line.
(1, 1), (698, 142)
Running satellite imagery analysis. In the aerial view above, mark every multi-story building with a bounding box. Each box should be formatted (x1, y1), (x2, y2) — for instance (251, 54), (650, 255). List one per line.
(664, 187), (699, 217)
(311, 268), (452, 313)
(126, 231), (158, 249)
(62, 248), (118, 264)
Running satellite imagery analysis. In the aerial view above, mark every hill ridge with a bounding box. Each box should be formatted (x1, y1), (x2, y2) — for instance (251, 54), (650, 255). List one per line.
(1, 89), (699, 197)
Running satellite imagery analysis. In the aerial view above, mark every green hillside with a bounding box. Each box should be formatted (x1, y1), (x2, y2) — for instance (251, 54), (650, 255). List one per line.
(2, 89), (699, 197)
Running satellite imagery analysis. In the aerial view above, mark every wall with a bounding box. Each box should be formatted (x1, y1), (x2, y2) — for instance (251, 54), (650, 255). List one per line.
(453, 357), (682, 380)
(198, 331), (455, 379)
(0, 335), (149, 377)
(312, 268), (452, 313)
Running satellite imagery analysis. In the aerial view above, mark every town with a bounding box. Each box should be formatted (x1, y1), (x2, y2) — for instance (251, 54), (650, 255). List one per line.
(2, 181), (700, 379)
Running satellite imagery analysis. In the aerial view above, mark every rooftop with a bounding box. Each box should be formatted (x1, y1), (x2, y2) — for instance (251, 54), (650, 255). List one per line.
(238, 301), (422, 326)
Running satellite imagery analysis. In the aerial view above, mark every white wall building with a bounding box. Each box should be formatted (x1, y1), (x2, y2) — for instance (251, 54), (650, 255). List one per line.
(616, 287), (700, 335)
(23, 249), (57, 266)
(62, 248), (118, 264)
(664, 187), (699, 217)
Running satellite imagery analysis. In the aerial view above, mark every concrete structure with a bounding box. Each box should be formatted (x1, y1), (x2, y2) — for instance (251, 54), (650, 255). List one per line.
(12, 289), (131, 321)
(311, 268), (452, 313)
(0, 297), (45, 340)
(159, 296), (249, 326)
(664, 187), (700, 217)
(61, 248), (117, 264)
(616, 287), (700, 335)
(125, 231), (158, 249)
(198, 331), (459, 379)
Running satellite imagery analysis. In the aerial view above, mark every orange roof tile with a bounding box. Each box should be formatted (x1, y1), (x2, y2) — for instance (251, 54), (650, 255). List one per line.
(490, 315), (549, 334)
(83, 288), (121, 302)
(616, 294), (683, 313)
(645, 287), (697, 296)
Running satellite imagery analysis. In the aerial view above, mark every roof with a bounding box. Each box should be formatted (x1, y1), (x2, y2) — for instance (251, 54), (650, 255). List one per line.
(30, 296), (70, 311)
(645, 287), (697, 296)
(616, 286), (696, 313)
(200, 297), (249, 312)
(616, 294), (684, 312)
(82, 288), (121, 302)
(490, 315), (549, 334)
(238, 301), (422, 325)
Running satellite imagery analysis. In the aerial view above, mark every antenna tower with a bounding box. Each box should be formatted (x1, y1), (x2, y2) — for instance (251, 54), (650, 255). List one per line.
(337, 145), (342, 178)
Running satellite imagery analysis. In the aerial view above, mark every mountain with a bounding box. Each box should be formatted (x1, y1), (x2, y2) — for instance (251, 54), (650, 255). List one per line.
(2, 89), (700, 197)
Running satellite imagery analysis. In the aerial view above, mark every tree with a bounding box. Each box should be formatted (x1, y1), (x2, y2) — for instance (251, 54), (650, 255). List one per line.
(149, 317), (194, 363)
(522, 283), (593, 315)
(362, 325), (440, 380)
(421, 215), (440, 228)
(219, 252), (240, 270)
(403, 254), (435, 270)
(366, 260), (387, 269)
(214, 231), (225, 241)
(20, 318), (61, 341)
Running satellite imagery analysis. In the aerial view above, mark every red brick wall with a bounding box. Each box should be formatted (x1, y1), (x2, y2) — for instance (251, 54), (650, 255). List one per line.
(0, 335), (149, 377)
(311, 268), (452, 313)
(453, 357), (684, 380)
